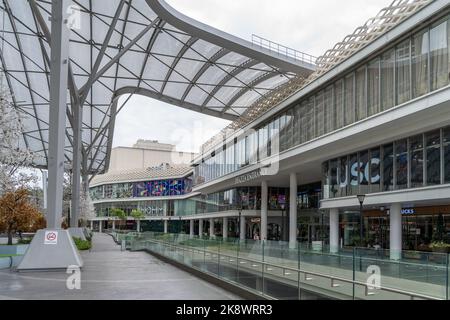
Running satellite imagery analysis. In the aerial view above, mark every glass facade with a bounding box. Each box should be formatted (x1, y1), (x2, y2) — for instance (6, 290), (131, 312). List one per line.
(194, 14), (450, 186)
(323, 126), (450, 199)
(90, 176), (193, 201)
(191, 183), (321, 215)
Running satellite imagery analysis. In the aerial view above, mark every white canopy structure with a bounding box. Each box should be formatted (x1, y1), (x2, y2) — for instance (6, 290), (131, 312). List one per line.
(0, 0), (315, 175)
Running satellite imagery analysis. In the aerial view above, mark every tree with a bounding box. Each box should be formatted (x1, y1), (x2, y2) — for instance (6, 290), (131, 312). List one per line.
(0, 82), (37, 194)
(0, 188), (42, 245)
(110, 208), (126, 230)
(131, 209), (145, 220)
(79, 192), (96, 228)
(131, 209), (145, 232)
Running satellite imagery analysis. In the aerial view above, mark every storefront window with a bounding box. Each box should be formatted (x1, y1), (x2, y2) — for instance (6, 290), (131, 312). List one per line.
(412, 29), (429, 99)
(323, 128), (450, 200)
(445, 127), (450, 183)
(410, 134), (424, 188)
(426, 130), (441, 185)
(430, 18), (449, 91)
(339, 156), (349, 197)
(370, 148), (381, 193)
(383, 144), (394, 191)
(395, 140), (408, 190)
(322, 161), (330, 199)
(330, 159), (338, 198)
(349, 153), (358, 196)
(396, 39), (411, 105)
(359, 150), (369, 194)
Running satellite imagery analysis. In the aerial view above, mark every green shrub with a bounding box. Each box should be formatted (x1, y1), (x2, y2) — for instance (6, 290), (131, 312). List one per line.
(17, 238), (33, 245)
(73, 237), (92, 251)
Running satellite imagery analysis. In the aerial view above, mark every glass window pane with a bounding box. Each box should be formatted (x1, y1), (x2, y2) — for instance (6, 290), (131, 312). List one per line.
(279, 113), (287, 152)
(430, 19), (449, 91)
(444, 127), (450, 183)
(299, 101), (308, 144)
(410, 134), (424, 188)
(339, 156), (349, 197)
(286, 108), (294, 150)
(370, 148), (381, 193)
(412, 29), (430, 98)
(324, 86), (333, 133)
(315, 91), (325, 137)
(383, 144), (394, 191)
(426, 130), (441, 186)
(330, 159), (338, 198)
(396, 39), (411, 104)
(395, 140), (408, 190)
(381, 49), (395, 111)
(294, 104), (301, 146)
(349, 153), (359, 195)
(359, 150), (369, 194)
(344, 74), (355, 126)
(322, 162), (330, 199)
(335, 80), (344, 129)
(368, 59), (380, 116)
(305, 98), (315, 141)
(356, 67), (367, 121)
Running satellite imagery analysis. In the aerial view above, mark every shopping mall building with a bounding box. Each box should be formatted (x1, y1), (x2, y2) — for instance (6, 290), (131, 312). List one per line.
(89, 0), (450, 259)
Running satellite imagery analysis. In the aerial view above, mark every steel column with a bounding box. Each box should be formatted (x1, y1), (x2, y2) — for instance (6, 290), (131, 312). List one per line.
(70, 101), (82, 228)
(261, 180), (268, 241)
(289, 173), (298, 249)
(46, 0), (70, 229)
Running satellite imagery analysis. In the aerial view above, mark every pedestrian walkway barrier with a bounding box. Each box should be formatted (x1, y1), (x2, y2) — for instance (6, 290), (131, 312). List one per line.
(125, 232), (449, 300)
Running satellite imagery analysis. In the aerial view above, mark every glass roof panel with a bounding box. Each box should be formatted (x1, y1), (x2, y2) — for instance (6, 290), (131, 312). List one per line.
(0, 0), (311, 173)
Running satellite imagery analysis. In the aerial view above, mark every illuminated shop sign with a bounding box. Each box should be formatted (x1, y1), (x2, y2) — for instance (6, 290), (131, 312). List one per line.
(401, 208), (415, 215)
(339, 158), (381, 188)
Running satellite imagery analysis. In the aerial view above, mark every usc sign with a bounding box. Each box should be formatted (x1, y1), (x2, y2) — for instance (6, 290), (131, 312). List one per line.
(339, 158), (381, 188)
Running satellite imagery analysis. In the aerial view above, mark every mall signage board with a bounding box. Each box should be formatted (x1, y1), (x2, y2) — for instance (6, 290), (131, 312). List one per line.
(235, 169), (261, 185)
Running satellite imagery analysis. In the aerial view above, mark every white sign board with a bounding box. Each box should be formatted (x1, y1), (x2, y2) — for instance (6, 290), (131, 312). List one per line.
(44, 231), (58, 245)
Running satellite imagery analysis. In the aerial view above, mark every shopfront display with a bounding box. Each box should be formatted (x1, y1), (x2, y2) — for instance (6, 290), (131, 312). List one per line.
(339, 205), (450, 251)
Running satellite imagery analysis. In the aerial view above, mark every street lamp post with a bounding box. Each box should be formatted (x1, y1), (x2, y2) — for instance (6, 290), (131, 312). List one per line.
(357, 195), (366, 247)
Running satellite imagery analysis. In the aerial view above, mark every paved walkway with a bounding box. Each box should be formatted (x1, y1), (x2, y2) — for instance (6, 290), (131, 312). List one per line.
(0, 233), (240, 300)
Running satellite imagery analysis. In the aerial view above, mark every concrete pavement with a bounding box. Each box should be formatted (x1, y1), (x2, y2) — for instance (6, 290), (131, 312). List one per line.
(0, 233), (241, 300)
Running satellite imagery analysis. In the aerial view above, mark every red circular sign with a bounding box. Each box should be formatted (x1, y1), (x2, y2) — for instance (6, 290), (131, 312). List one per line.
(46, 232), (57, 241)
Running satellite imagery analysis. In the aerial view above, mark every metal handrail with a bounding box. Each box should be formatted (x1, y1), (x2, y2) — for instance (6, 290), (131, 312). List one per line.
(137, 238), (443, 301)
(251, 34), (317, 65)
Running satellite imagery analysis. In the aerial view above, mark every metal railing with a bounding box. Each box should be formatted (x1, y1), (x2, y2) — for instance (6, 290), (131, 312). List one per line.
(126, 232), (450, 300)
(251, 34), (317, 65)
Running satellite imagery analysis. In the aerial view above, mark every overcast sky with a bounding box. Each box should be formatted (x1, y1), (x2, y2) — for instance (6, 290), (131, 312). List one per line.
(112, 0), (393, 153)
